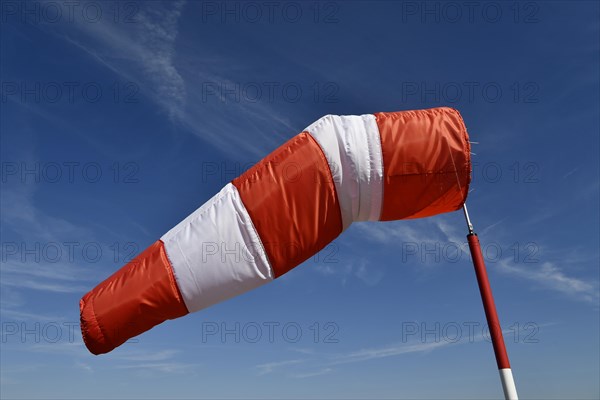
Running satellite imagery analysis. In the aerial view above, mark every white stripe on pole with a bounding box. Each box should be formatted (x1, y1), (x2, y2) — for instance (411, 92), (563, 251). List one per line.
(499, 368), (518, 400)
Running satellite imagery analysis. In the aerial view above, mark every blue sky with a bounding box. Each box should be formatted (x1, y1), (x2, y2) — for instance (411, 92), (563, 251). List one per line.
(1, 1), (598, 398)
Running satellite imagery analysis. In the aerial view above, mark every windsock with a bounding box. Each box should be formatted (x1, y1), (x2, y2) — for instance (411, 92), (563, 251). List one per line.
(80, 107), (471, 355)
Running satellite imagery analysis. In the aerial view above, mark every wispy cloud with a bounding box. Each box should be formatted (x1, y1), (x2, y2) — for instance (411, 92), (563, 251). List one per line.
(328, 321), (547, 368)
(252, 319), (543, 381)
(562, 166), (580, 179)
(479, 218), (505, 236)
(432, 217), (465, 244)
(0, 364), (45, 386)
(2, 259), (98, 284)
(354, 259), (385, 287)
(113, 349), (180, 362)
(134, 1), (187, 120)
(0, 308), (65, 322)
(1, 273), (91, 294)
(1, 182), (90, 242)
(352, 221), (432, 245)
(288, 347), (317, 355)
(330, 340), (450, 365)
(289, 368), (333, 379)
(254, 338), (460, 380)
(255, 359), (305, 376)
(53, 0), (295, 157)
(496, 259), (599, 304)
(110, 349), (197, 374)
(28, 340), (86, 356)
(60, 0), (187, 121)
(75, 361), (93, 372)
(1, 185), (103, 295)
(313, 258), (385, 287)
(351, 213), (463, 247)
(115, 362), (197, 374)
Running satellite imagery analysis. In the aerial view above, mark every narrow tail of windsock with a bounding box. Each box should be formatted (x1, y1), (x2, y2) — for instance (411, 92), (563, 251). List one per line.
(80, 107), (471, 355)
(463, 204), (519, 400)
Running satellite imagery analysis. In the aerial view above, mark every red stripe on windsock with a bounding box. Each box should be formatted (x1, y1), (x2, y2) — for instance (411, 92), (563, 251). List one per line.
(80, 240), (188, 355)
(233, 132), (342, 277)
(375, 107), (471, 221)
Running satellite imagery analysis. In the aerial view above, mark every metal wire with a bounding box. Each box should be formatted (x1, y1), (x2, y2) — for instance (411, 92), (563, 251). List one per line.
(462, 203), (474, 234)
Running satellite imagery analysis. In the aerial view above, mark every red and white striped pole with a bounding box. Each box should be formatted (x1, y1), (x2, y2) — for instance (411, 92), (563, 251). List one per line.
(462, 203), (518, 400)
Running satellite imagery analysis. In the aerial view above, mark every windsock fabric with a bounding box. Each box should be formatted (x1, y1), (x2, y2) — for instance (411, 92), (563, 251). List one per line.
(80, 107), (471, 355)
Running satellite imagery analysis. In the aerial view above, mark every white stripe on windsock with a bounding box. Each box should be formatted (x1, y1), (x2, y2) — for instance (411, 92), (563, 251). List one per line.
(161, 183), (273, 313)
(305, 114), (384, 229)
(499, 368), (518, 400)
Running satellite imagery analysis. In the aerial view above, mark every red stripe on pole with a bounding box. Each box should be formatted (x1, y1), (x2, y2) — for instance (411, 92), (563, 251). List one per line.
(467, 233), (511, 370)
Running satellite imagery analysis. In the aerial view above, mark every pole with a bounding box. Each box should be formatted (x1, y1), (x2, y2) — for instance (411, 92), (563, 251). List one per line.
(462, 203), (518, 400)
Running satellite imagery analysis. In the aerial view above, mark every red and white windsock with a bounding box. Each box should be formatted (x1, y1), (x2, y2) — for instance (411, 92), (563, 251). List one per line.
(80, 107), (471, 355)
